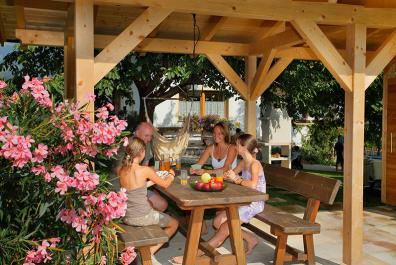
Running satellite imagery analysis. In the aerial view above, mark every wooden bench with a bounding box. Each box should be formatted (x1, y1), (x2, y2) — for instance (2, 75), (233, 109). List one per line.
(245, 164), (341, 265)
(118, 224), (168, 265)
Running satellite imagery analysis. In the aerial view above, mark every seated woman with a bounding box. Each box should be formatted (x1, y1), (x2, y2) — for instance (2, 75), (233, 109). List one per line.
(172, 134), (266, 263)
(190, 122), (237, 175)
(119, 137), (178, 262)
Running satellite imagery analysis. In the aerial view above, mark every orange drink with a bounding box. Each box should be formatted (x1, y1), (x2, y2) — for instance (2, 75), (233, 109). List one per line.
(176, 158), (182, 170)
(163, 160), (171, 171)
(215, 170), (224, 182)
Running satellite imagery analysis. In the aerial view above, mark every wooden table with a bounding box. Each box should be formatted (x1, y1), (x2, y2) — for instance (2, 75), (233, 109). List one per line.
(156, 177), (269, 265)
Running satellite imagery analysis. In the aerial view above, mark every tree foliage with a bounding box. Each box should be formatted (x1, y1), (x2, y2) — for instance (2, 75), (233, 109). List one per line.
(1, 45), (244, 126)
(261, 60), (384, 151)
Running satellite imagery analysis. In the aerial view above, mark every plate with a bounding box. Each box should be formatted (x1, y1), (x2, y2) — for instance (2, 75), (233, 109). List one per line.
(189, 180), (227, 192)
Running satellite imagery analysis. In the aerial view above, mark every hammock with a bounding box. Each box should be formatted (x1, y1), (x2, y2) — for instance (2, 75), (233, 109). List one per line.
(144, 97), (191, 161)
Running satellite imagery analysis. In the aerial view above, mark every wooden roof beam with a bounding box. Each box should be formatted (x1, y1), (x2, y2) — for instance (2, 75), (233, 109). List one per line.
(15, 0), (26, 29)
(15, 29), (251, 56)
(292, 18), (352, 91)
(365, 30), (396, 89)
(93, 7), (173, 85)
(249, 49), (277, 99)
(206, 54), (249, 100)
(201, 16), (228, 41)
(250, 29), (304, 55)
(252, 21), (286, 42)
(92, 0), (396, 28)
(250, 56), (293, 100)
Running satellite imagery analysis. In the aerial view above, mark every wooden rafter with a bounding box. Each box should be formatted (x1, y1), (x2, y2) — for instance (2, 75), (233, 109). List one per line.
(250, 56), (293, 100)
(15, 29), (250, 56)
(252, 21), (286, 42)
(0, 10), (5, 44)
(249, 49), (277, 98)
(93, 0), (396, 28)
(206, 53), (249, 100)
(292, 18), (352, 91)
(15, 0), (26, 29)
(250, 29), (304, 55)
(93, 7), (172, 85)
(201, 16), (228, 41)
(365, 30), (396, 89)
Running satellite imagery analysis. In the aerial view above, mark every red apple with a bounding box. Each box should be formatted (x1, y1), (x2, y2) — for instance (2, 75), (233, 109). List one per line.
(203, 183), (211, 191)
(210, 182), (218, 191)
(195, 181), (204, 190)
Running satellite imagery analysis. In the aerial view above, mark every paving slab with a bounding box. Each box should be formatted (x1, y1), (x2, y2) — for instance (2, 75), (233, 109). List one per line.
(150, 205), (396, 265)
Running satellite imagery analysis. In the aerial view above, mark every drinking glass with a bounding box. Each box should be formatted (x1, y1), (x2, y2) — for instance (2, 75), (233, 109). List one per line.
(180, 169), (189, 185)
(215, 170), (224, 182)
(175, 158), (182, 170)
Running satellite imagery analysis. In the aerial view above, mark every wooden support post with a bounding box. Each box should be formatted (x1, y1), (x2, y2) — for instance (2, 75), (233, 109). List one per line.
(343, 23), (366, 265)
(244, 56), (257, 136)
(64, 4), (75, 99)
(224, 99), (229, 119)
(200, 92), (206, 117)
(75, 0), (94, 119)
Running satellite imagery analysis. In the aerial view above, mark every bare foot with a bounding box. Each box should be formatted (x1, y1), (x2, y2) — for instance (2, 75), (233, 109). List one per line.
(245, 236), (259, 255)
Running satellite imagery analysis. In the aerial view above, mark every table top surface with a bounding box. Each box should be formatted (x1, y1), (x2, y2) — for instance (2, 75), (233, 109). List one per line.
(155, 176), (268, 208)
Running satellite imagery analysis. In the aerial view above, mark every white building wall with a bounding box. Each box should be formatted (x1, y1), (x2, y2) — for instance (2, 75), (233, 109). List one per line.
(228, 97), (262, 138)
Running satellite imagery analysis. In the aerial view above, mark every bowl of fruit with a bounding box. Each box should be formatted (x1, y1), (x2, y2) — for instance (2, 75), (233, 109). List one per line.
(190, 173), (226, 192)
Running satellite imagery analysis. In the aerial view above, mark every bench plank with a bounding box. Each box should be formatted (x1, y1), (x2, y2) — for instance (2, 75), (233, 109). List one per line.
(118, 224), (168, 248)
(255, 205), (320, 234)
(263, 164), (341, 204)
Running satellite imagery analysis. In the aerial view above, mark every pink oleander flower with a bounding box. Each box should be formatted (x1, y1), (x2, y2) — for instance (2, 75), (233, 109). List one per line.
(60, 208), (77, 225)
(0, 134), (34, 168)
(23, 238), (59, 265)
(122, 137), (129, 147)
(31, 165), (47, 176)
(96, 106), (109, 120)
(0, 80), (7, 89)
(119, 247), (137, 265)
(22, 76), (52, 109)
(32, 144), (48, 163)
(106, 103), (114, 111)
(103, 146), (119, 158)
(86, 93), (96, 102)
(71, 215), (87, 233)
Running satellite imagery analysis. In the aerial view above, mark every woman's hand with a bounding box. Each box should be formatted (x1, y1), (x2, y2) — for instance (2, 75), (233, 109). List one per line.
(225, 170), (237, 181)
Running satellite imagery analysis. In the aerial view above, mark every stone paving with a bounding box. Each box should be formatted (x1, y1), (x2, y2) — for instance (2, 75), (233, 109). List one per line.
(151, 204), (396, 265)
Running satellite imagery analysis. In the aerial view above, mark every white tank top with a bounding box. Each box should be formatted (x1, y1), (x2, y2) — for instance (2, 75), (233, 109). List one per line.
(211, 145), (238, 170)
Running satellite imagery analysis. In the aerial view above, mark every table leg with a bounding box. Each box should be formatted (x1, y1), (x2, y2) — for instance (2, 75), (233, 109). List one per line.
(226, 205), (246, 265)
(183, 206), (205, 265)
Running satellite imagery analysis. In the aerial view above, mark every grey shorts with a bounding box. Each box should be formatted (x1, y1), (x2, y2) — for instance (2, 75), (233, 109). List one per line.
(123, 209), (171, 228)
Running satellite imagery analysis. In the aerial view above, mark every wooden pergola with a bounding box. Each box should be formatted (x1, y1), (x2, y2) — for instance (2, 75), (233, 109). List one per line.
(1, 0), (396, 264)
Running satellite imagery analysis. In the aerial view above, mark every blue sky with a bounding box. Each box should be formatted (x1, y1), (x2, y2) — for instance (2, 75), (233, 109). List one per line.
(0, 42), (17, 79)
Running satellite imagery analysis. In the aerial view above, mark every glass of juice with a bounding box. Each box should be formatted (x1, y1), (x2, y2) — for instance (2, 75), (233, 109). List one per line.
(180, 170), (189, 185)
(215, 170), (224, 182)
(163, 155), (171, 171)
(176, 158), (182, 170)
